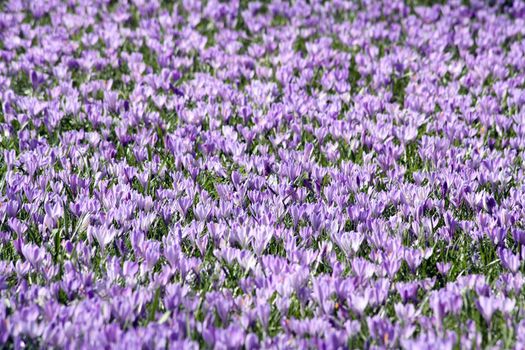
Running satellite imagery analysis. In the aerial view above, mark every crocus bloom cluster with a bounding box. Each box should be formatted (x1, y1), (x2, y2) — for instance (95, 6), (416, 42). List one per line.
(1, 0), (525, 348)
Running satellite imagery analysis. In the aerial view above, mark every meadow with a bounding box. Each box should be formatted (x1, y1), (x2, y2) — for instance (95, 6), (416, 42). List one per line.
(1, 0), (525, 348)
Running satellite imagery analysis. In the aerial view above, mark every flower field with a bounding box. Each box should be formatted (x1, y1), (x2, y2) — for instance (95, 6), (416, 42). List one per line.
(1, 0), (525, 348)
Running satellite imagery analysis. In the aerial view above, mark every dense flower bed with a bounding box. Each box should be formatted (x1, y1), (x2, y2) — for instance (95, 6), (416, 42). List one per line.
(1, 0), (525, 348)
